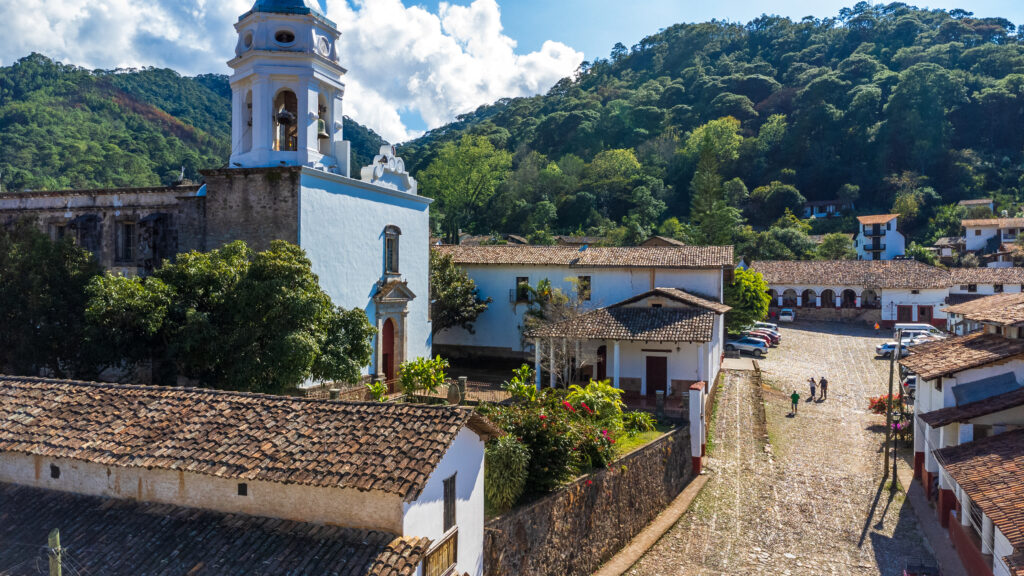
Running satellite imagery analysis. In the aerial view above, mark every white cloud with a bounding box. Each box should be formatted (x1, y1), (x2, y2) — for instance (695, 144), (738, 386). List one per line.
(0, 0), (583, 143)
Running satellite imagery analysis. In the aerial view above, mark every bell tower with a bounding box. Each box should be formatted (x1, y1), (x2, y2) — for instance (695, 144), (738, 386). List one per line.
(228, 0), (350, 176)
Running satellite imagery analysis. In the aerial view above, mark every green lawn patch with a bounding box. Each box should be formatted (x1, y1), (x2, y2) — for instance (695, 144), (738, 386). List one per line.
(615, 422), (675, 457)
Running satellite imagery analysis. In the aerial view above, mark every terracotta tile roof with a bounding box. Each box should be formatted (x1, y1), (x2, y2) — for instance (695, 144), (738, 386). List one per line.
(554, 235), (606, 246)
(856, 214), (899, 225)
(614, 287), (731, 314)
(949, 267), (1024, 284)
(959, 198), (993, 206)
(962, 217), (1024, 228)
(935, 429), (1024, 549)
(526, 302), (716, 342)
(934, 236), (965, 247)
(0, 376), (501, 500)
(750, 259), (951, 289)
(641, 235), (687, 246)
(1006, 554), (1024, 576)
(898, 333), (1024, 381)
(0, 482), (429, 576)
(433, 245), (734, 269)
(943, 292), (1024, 326)
(919, 386), (1024, 427)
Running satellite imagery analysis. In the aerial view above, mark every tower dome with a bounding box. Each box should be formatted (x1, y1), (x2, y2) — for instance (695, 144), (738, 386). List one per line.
(240, 0), (331, 24)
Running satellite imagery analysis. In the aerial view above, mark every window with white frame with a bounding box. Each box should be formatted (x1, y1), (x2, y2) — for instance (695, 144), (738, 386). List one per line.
(384, 225), (401, 275)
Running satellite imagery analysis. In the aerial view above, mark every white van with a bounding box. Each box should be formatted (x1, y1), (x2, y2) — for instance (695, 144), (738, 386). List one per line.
(893, 323), (944, 339)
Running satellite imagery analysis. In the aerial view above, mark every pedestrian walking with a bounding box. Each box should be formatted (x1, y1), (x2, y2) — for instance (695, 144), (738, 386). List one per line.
(808, 377), (816, 401)
(790, 390), (800, 414)
(819, 376), (829, 400)
(874, 322), (880, 335)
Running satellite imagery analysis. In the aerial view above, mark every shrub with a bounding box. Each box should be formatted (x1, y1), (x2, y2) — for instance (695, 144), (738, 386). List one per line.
(489, 404), (576, 495)
(566, 379), (625, 424)
(365, 380), (388, 402)
(622, 411), (657, 435)
(868, 393), (903, 415)
(502, 364), (537, 402)
(485, 435), (530, 512)
(572, 422), (617, 469)
(398, 355), (449, 396)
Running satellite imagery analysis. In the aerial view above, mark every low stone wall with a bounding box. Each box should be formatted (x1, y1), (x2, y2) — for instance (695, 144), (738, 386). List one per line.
(483, 426), (692, 576)
(771, 305), (881, 325)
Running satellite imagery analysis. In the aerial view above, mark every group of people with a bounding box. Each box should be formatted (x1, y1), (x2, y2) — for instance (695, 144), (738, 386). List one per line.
(789, 376), (829, 415)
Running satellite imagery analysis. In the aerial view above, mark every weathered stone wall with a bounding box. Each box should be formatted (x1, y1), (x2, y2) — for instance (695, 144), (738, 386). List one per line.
(770, 305), (881, 325)
(201, 167), (300, 252)
(483, 426), (692, 576)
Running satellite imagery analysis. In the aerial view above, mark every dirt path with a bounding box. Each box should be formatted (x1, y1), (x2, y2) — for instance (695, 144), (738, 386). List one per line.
(625, 323), (932, 576)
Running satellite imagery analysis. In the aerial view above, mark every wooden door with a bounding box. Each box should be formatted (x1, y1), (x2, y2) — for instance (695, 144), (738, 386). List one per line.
(382, 318), (396, 381)
(645, 356), (667, 396)
(897, 305), (914, 322)
(918, 305), (933, 324)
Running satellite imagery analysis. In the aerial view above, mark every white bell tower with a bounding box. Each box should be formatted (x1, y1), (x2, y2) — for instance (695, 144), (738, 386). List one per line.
(228, 0), (351, 176)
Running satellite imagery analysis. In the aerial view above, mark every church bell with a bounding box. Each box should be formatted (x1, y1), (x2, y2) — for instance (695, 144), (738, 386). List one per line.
(317, 118), (330, 140)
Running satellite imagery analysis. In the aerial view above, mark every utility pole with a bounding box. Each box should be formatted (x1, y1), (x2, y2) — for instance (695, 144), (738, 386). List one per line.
(48, 528), (62, 576)
(892, 329), (904, 483)
(884, 329), (903, 482)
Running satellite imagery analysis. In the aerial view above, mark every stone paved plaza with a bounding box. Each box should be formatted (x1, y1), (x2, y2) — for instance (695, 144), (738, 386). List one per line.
(626, 322), (934, 576)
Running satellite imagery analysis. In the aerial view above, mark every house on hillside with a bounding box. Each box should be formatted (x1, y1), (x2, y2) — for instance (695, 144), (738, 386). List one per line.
(0, 376), (500, 576)
(642, 235), (686, 247)
(0, 0), (433, 383)
(854, 214), (905, 260)
(958, 198), (995, 213)
(947, 267), (1024, 307)
(751, 259), (951, 327)
(801, 199), (852, 219)
(944, 292), (1024, 336)
(934, 236), (966, 265)
(555, 235), (606, 247)
(963, 218), (1024, 265)
(432, 245), (735, 361)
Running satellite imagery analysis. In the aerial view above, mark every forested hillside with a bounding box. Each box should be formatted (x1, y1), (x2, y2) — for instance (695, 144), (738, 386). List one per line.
(403, 3), (1024, 258)
(0, 54), (387, 191)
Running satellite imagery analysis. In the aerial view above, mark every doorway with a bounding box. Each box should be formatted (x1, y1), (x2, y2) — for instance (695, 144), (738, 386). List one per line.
(382, 318), (396, 381)
(597, 345), (607, 381)
(645, 356), (667, 397)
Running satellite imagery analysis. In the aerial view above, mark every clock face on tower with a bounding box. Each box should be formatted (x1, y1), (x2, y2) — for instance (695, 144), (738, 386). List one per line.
(317, 37), (331, 57)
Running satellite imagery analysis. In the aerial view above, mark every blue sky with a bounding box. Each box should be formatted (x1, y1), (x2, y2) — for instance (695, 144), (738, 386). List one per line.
(408, 0), (1024, 61)
(3, 0), (1023, 142)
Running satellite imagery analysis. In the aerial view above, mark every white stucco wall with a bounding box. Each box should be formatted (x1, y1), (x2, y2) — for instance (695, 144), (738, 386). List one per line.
(0, 451), (405, 532)
(403, 427), (486, 576)
(881, 289), (948, 322)
(993, 528), (1015, 576)
(949, 284), (1023, 296)
(965, 226), (999, 252)
(299, 169), (433, 371)
(434, 265), (723, 353)
(950, 361), (1024, 391)
(855, 226), (905, 260)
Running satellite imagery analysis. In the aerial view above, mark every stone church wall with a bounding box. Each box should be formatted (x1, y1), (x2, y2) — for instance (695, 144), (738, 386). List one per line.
(201, 167), (301, 252)
(483, 426), (692, 576)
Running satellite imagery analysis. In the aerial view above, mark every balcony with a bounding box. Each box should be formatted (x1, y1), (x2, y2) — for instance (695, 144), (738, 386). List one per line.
(864, 243), (886, 252)
(862, 225), (885, 237)
(424, 529), (457, 576)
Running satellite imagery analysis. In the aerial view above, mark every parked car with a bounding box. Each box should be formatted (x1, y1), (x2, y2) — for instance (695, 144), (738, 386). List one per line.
(747, 329), (780, 346)
(901, 375), (917, 394)
(755, 321), (779, 332)
(875, 341), (910, 358)
(743, 332), (773, 348)
(893, 324), (944, 339)
(726, 337), (769, 358)
(753, 324), (781, 338)
(778, 308), (795, 322)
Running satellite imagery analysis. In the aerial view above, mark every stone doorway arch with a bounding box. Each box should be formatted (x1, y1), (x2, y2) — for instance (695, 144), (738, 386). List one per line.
(382, 318), (396, 381)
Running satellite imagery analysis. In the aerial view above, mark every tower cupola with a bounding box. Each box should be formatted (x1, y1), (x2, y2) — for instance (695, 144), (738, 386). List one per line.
(228, 0), (350, 175)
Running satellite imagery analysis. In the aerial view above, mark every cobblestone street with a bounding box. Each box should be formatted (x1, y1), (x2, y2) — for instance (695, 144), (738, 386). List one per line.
(626, 323), (933, 576)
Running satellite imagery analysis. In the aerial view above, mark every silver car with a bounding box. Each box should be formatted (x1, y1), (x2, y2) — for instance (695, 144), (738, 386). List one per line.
(726, 337), (769, 358)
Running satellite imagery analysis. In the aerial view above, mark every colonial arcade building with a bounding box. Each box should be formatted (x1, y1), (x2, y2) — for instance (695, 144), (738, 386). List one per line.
(0, 0), (433, 382)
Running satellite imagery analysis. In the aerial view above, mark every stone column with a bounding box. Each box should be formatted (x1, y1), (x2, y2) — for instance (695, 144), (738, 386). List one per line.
(855, 296), (862, 308)
(835, 292), (842, 308)
(613, 341), (621, 389)
(960, 493), (971, 528)
(250, 77), (272, 163)
(574, 340), (581, 383)
(777, 296), (784, 307)
(816, 295), (822, 307)
(562, 339), (569, 384)
(534, 338), (542, 391)
(231, 86), (244, 161)
(982, 515), (995, 554)
(796, 296), (802, 307)
(689, 383), (704, 474)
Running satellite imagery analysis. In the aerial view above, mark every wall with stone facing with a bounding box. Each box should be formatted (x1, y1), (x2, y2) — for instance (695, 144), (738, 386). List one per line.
(201, 167), (300, 252)
(770, 305), (881, 325)
(483, 426), (692, 576)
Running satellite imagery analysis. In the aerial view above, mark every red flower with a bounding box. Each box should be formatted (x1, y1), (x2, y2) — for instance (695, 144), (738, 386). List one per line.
(581, 402), (593, 414)
(539, 414), (547, 420)
(562, 400), (576, 412)
(586, 480), (593, 486)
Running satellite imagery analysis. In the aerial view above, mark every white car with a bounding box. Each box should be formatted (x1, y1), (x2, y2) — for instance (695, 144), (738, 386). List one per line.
(778, 308), (795, 322)
(755, 321), (779, 332)
(875, 341), (910, 358)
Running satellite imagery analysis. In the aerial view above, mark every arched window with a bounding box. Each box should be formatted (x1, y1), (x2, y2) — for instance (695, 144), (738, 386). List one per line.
(242, 90), (253, 154)
(384, 225), (401, 275)
(273, 90), (298, 152)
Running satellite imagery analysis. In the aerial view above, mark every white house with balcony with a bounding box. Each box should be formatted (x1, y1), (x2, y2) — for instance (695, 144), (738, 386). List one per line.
(0, 375), (501, 576)
(963, 217), (1024, 267)
(802, 199), (852, 219)
(854, 214), (905, 260)
(751, 259), (951, 327)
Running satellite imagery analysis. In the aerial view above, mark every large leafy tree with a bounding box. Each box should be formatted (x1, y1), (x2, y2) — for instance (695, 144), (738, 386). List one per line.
(0, 220), (103, 378)
(86, 240), (374, 393)
(429, 250), (491, 336)
(418, 134), (513, 243)
(685, 117), (744, 245)
(724, 267), (771, 334)
(816, 233), (857, 260)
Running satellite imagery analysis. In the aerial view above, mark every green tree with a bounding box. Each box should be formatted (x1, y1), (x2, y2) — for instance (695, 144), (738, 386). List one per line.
(419, 134), (512, 243)
(817, 233), (857, 260)
(86, 240), (374, 393)
(0, 220), (103, 378)
(905, 241), (939, 266)
(429, 250), (491, 336)
(724, 267), (771, 333)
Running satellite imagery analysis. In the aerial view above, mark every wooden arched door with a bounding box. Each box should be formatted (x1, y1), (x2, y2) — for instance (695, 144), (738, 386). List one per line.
(382, 318), (396, 381)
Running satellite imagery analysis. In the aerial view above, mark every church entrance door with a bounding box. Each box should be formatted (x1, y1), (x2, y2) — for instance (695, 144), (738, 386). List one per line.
(382, 318), (396, 381)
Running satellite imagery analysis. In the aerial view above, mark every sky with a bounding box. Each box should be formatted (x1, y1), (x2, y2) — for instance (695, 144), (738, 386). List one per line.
(1, 0), (1022, 143)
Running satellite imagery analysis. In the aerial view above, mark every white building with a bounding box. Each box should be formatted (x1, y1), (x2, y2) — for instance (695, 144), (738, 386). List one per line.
(223, 0), (433, 379)
(963, 217), (1024, 253)
(432, 245), (734, 359)
(751, 259), (951, 327)
(0, 375), (500, 576)
(802, 199), (852, 219)
(854, 214), (905, 260)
